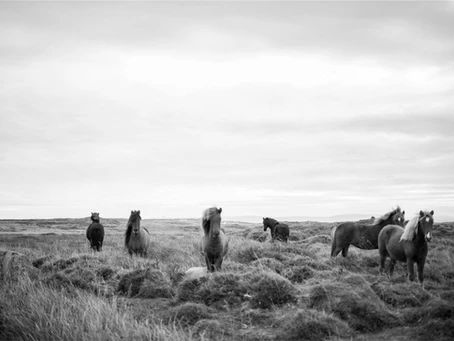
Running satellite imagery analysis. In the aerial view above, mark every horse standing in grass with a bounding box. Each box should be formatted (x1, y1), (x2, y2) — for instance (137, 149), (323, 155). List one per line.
(86, 212), (104, 252)
(378, 210), (434, 288)
(263, 217), (290, 242)
(199, 207), (229, 272)
(124, 210), (150, 256)
(331, 206), (405, 257)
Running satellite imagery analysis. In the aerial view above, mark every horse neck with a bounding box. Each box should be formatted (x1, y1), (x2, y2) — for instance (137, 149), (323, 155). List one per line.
(413, 221), (427, 244)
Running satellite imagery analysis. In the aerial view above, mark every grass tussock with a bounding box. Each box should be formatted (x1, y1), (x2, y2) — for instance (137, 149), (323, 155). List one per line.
(162, 302), (216, 327)
(177, 270), (298, 309)
(309, 274), (398, 332)
(280, 309), (353, 341)
(2, 219), (454, 341)
(371, 281), (432, 308)
(118, 268), (174, 298)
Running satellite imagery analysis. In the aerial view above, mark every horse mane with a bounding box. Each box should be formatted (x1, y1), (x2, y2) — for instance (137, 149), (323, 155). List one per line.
(201, 207), (221, 236)
(373, 206), (402, 226)
(124, 210), (141, 247)
(400, 211), (431, 241)
(265, 217), (279, 225)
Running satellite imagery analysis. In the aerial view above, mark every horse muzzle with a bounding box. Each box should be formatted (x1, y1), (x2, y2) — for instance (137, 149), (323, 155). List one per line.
(425, 232), (432, 242)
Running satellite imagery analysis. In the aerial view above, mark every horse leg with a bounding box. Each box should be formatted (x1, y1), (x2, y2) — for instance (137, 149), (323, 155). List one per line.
(407, 260), (415, 282)
(341, 245), (350, 257)
(331, 239), (342, 257)
(205, 254), (215, 272)
(214, 257), (223, 271)
(417, 260), (425, 289)
(389, 259), (397, 278)
(379, 254), (387, 276)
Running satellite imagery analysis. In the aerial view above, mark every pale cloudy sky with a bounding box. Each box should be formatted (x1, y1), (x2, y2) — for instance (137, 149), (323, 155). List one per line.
(1, 1), (454, 221)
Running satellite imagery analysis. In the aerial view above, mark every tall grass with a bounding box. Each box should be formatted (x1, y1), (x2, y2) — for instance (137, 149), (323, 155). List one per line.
(1, 220), (454, 340)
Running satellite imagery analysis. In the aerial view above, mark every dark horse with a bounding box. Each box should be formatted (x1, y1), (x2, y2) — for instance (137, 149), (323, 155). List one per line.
(199, 207), (229, 272)
(263, 217), (289, 242)
(124, 210), (150, 256)
(378, 210), (434, 288)
(331, 206), (405, 257)
(86, 212), (104, 251)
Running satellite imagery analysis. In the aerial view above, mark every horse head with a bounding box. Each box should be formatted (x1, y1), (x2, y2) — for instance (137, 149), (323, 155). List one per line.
(391, 208), (405, 227)
(209, 207), (222, 238)
(263, 217), (269, 231)
(91, 212), (100, 223)
(129, 210), (141, 234)
(418, 210), (434, 242)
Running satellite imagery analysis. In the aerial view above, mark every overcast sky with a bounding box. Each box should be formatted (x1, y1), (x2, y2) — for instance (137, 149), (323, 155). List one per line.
(1, 1), (454, 221)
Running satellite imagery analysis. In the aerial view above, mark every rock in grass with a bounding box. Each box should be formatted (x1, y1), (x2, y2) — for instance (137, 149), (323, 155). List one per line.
(185, 267), (207, 281)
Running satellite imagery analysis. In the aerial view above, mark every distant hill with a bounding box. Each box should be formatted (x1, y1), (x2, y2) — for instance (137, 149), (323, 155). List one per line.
(223, 213), (454, 224)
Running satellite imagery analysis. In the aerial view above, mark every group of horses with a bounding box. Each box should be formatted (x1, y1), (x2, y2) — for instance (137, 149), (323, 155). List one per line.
(86, 205), (435, 287)
(331, 206), (434, 288)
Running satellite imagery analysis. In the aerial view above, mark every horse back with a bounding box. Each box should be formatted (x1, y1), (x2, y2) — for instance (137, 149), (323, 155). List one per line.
(378, 224), (405, 258)
(87, 222), (104, 238)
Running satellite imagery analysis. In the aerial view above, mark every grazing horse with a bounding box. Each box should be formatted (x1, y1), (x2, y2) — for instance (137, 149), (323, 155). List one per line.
(263, 217), (290, 242)
(86, 212), (104, 252)
(124, 210), (150, 256)
(331, 206), (405, 257)
(378, 210), (434, 288)
(199, 207), (229, 272)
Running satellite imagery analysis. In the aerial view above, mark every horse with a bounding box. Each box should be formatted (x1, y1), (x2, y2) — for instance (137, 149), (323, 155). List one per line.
(378, 210), (434, 288)
(263, 217), (290, 242)
(331, 206), (405, 257)
(124, 210), (150, 256)
(199, 207), (229, 272)
(86, 212), (104, 252)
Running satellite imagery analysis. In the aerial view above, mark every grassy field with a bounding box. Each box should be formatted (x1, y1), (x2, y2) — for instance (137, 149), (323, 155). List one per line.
(1, 217), (453, 341)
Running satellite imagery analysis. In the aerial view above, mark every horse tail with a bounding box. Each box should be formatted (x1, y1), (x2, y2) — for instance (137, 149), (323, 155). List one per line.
(331, 225), (338, 240)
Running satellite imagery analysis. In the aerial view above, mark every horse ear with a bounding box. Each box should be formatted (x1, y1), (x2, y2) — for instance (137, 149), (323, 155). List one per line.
(131, 210), (134, 214)
(430, 210), (434, 216)
(137, 210), (141, 215)
(419, 210), (424, 217)
(402, 211), (405, 215)
(218, 207), (222, 214)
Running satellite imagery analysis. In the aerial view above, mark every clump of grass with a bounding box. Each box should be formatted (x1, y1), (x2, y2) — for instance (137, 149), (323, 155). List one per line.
(230, 242), (265, 263)
(281, 265), (314, 283)
(250, 257), (284, 273)
(162, 302), (215, 327)
(177, 270), (298, 310)
(0, 273), (193, 341)
(248, 271), (299, 309)
(410, 319), (454, 340)
(118, 268), (173, 299)
(371, 281), (432, 308)
(193, 319), (226, 340)
(175, 277), (208, 302)
(280, 309), (353, 341)
(403, 298), (454, 324)
(309, 274), (398, 332)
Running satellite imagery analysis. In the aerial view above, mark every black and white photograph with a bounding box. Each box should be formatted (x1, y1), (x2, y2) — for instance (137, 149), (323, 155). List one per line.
(1, 1), (453, 340)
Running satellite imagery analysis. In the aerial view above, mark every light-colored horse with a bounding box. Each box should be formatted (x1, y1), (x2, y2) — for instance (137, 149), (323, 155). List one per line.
(199, 207), (229, 272)
(124, 210), (150, 257)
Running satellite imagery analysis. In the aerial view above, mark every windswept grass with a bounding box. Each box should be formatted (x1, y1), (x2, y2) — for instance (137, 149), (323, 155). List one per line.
(1, 218), (454, 340)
